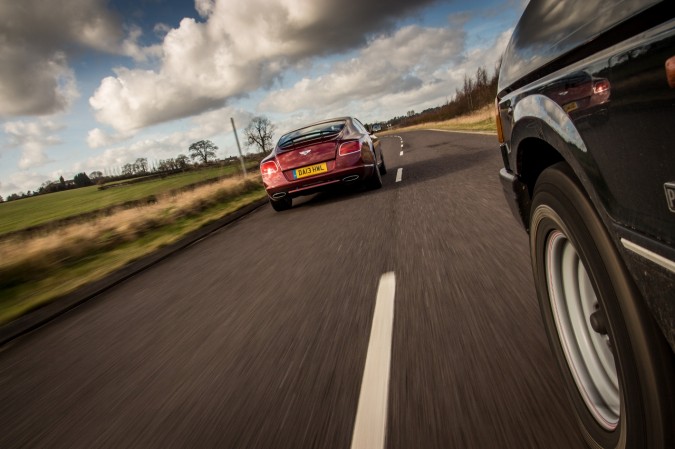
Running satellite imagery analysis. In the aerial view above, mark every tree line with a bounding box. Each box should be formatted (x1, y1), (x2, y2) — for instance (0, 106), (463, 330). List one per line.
(386, 63), (500, 128)
(1, 70), (500, 204)
(1, 116), (277, 203)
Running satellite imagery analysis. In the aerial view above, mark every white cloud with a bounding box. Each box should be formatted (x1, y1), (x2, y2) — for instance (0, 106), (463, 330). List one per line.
(0, 50), (79, 117)
(86, 128), (133, 149)
(259, 23), (513, 125)
(260, 24), (466, 116)
(120, 25), (164, 63)
(1, 171), (52, 196)
(3, 120), (64, 169)
(77, 106), (253, 172)
(0, 0), (157, 117)
(89, 0), (437, 132)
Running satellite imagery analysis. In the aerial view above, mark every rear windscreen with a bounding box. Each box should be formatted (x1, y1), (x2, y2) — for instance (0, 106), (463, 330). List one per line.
(278, 120), (345, 148)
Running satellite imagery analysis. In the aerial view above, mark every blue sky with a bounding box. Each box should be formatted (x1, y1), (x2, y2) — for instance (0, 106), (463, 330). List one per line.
(0, 0), (527, 197)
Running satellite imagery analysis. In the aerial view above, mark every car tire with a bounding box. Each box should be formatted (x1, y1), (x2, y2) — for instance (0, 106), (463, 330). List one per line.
(530, 162), (674, 449)
(270, 196), (292, 212)
(379, 151), (387, 175)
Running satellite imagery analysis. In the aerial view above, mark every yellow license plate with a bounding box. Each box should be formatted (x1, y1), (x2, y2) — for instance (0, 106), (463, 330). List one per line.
(563, 101), (578, 113)
(293, 162), (327, 179)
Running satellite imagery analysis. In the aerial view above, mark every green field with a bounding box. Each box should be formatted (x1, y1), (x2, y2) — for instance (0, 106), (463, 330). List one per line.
(0, 163), (257, 237)
(0, 186), (267, 324)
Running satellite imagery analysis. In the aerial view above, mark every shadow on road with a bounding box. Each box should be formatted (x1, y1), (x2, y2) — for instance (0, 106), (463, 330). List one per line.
(290, 146), (494, 210)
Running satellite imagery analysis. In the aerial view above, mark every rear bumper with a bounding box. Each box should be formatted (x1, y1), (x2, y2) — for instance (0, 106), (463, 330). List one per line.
(265, 164), (376, 198)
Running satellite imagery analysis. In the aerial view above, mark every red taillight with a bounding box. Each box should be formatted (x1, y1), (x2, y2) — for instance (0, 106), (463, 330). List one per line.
(593, 79), (610, 94)
(260, 160), (278, 177)
(338, 141), (361, 156)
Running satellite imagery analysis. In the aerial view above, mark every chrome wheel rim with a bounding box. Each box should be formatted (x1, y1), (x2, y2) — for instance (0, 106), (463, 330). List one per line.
(546, 230), (620, 430)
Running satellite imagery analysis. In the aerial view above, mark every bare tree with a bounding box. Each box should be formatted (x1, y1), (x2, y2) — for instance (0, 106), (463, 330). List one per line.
(176, 154), (190, 169)
(157, 159), (173, 171)
(189, 140), (218, 164)
(134, 157), (148, 174)
(244, 116), (276, 155)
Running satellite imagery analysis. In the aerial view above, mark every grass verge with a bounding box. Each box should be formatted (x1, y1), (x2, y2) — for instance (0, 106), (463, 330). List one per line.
(0, 176), (267, 324)
(379, 105), (497, 134)
(0, 162), (259, 237)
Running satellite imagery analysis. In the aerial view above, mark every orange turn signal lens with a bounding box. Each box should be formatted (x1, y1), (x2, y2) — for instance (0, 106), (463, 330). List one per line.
(495, 98), (504, 144)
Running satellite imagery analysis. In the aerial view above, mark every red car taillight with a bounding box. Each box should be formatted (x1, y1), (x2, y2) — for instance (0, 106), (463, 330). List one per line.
(260, 160), (279, 177)
(338, 141), (361, 156)
(593, 79), (610, 94)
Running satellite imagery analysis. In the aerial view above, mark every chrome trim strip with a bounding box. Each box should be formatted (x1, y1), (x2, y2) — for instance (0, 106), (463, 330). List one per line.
(621, 238), (675, 274)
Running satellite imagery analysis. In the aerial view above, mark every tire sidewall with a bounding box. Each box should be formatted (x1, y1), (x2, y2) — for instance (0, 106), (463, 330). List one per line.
(530, 165), (644, 449)
(270, 196), (291, 211)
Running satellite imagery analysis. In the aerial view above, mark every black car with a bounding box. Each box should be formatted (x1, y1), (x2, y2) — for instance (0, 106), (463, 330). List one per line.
(496, 1), (674, 448)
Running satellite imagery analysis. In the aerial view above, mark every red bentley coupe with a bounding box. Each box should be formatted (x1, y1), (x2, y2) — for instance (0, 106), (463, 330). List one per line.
(260, 117), (386, 211)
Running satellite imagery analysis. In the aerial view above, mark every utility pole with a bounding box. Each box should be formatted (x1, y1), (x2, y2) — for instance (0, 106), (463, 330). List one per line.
(230, 117), (247, 177)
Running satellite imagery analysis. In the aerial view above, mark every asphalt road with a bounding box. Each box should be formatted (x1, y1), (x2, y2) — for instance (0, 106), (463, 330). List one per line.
(0, 130), (585, 448)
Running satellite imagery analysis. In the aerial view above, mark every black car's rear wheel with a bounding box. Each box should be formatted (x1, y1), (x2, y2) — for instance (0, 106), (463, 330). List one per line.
(530, 162), (674, 449)
(269, 195), (292, 212)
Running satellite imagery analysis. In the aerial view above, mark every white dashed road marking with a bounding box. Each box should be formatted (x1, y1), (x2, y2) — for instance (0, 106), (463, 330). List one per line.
(350, 272), (396, 449)
(395, 168), (403, 182)
(399, 151), (403, 156)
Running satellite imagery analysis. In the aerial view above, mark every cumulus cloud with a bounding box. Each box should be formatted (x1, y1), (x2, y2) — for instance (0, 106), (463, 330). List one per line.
(260, 23), (512, 124)
(378, 27), (511, 114)
(0, 172), (53, 196)
(0, 0), (156, 117)
(260, 24), (466, 114)
(77, 106), (252, 173)
(86, 128), (134, 149)
(0, 49), (80, 117)
(3, 120), (64, 169)
(77, 135), (188, 174)
(89, 0), (437, 132)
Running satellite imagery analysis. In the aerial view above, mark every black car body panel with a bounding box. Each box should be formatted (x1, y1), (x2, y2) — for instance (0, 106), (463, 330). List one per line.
(497, 1), (675, 351)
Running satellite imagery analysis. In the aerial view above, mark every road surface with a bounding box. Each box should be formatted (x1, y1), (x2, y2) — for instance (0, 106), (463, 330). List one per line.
(0, 130), (584, 448)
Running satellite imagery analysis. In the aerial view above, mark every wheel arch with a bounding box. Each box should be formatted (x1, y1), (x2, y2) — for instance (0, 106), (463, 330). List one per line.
(509, 94), (609, 232)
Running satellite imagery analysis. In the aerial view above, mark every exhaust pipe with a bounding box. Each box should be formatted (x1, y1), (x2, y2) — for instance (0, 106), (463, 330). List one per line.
(272, 192), (287, 199)
(343, 175), (359, 182)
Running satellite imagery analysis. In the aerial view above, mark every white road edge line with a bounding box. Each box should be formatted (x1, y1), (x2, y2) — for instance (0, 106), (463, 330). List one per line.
(395, 168), (403, 182)
(350, 272), (396, 449)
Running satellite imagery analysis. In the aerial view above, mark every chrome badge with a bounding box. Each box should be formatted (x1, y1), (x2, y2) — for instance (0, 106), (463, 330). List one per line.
(665, 182), (675, 213)
(299, 149), (312, 156)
